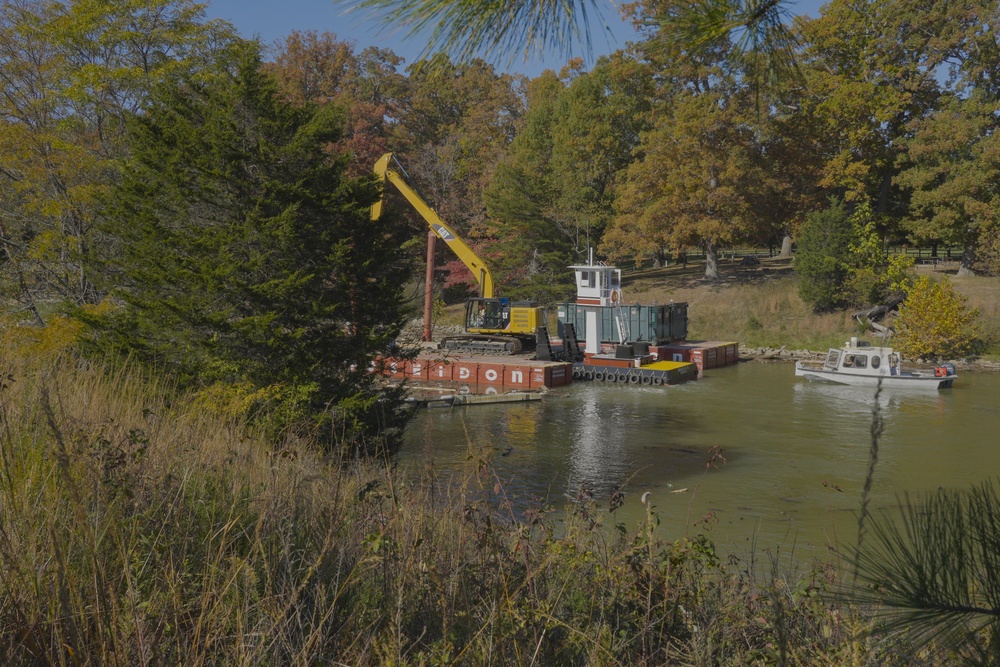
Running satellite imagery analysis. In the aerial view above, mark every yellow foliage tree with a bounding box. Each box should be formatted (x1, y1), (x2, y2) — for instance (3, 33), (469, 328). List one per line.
(893, 276), (980, 360)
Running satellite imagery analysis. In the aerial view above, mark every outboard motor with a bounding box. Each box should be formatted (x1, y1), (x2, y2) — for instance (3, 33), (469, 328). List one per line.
(935, 363), (958, 377)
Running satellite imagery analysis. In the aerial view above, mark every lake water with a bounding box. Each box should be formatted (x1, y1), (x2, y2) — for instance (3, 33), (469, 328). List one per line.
(399, 361), (1000, 559)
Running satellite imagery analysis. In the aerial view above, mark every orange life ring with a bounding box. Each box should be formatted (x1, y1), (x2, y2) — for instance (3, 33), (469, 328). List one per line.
(934, 367), (946, 377)
(610, 289), (620, 304)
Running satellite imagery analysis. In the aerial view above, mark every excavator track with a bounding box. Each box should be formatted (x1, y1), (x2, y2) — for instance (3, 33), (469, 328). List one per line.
(440, 336), (523, 355)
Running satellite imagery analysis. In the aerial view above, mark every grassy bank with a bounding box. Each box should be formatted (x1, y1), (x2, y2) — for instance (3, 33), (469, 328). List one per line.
(627, 258), (1000, 358)
(0, 340), (955, 665)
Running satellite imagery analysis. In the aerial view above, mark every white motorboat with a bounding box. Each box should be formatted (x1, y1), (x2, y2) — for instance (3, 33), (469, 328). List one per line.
(794, 338), (957, 389)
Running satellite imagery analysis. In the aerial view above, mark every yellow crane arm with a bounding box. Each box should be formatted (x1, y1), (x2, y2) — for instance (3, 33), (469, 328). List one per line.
(372, 152), (495, 299)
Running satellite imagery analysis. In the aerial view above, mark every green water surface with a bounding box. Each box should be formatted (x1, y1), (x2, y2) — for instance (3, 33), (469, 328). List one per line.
(399, 361), (1000, 559)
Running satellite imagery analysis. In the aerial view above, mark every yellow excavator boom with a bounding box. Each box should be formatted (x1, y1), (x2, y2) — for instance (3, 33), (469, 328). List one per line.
(372, 153), (495, 299)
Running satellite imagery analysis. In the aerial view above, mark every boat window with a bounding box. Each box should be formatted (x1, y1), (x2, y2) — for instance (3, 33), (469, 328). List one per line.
(853, 355), (868, 369)
(824, 350), (840, 368)
(871, 355), (881, 369)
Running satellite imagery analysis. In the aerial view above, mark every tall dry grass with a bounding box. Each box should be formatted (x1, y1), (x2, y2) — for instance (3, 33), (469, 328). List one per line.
(0, 344), (375, 664)
(0, 338), (954, 665)
(948, 272), (1000, 357)
(626, 261), (1000, 356)
(675, 277), (858, 350)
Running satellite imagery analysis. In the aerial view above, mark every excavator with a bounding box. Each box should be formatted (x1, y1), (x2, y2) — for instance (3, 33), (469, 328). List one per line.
(372, 152), (545, 354)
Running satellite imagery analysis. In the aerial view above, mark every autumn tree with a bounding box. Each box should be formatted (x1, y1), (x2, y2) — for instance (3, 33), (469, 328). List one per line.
(266, 31), (408, 176)
(390, 55), (524, 229)
(379, 55), (526, 293)
(602, 1), (789, 281)
(977, 224), (1000, 277)
(894, 0), (1000, 276)
(894, 276), (980, 360)
(606, 91), (772, 279)
(485, 54), (652, 298)
(89, 42), (413, 456)
(0, 0), (236, 321)
(793, 0), (943, 214)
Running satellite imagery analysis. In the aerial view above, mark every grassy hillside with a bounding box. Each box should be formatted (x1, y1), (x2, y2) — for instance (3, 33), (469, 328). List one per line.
(625, 258), (1000, 358)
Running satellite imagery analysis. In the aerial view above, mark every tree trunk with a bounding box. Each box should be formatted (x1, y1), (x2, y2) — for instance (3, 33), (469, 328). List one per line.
(780, 235), (793, 257)
(0, 219), (45, 326)
(703, 242), (720, 280)
(956, 243), (977, 277)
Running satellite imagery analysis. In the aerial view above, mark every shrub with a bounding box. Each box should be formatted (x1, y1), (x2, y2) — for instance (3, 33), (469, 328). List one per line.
(797, 200), (915, 312)
(796, 200), (853, 312)
(843, 207), (915, 306)
(894, 276), (980, 360)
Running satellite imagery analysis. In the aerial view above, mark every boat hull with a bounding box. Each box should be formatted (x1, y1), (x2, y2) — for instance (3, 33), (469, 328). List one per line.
(794, 362), (955, 389)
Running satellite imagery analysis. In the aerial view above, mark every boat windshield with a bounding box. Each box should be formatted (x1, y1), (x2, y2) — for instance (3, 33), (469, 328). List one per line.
(824, 349), (840, 369)
(843, 354), (868, 369)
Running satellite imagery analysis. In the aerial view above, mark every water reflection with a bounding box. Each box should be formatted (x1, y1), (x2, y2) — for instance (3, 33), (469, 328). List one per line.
(566, 386), (629, 497)
(792, 380), (949, 414)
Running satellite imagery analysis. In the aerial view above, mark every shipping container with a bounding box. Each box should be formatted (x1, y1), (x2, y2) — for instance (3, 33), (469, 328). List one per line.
(556, 302), (688, 344)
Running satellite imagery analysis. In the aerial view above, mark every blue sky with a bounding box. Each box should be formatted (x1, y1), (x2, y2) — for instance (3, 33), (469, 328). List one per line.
(202, 0), (825, 79)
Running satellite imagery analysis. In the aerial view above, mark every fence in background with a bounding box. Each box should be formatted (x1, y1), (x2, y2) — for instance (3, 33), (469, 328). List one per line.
(615, 246), (963, 274)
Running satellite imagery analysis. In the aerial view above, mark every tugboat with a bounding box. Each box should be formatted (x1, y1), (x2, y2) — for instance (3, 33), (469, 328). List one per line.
(794, 338), (957, 389)
(555, 252), (698, 386)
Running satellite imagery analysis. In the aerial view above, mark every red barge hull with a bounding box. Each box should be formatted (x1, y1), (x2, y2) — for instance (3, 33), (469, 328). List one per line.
(379, 354), (572, 391)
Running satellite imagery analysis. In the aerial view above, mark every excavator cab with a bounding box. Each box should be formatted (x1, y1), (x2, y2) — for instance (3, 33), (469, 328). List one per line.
(466, 298), (509, 331)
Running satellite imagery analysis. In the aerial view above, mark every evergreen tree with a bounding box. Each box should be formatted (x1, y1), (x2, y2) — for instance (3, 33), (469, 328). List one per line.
(91, 42), (413, 457)
(795, 199), (853, 312)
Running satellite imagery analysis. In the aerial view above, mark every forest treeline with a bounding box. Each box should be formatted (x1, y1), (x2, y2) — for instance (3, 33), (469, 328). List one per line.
(2, 0), (998, 448)
(4, 0), (1000, 311)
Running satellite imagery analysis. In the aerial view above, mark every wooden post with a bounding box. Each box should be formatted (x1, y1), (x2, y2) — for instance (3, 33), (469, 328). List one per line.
(423, 230), (436, 342)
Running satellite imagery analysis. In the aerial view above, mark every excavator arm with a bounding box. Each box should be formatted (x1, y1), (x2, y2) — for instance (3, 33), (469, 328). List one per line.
(372, 153), (495, 299)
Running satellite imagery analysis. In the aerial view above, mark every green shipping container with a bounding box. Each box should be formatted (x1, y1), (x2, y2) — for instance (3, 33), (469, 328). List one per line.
(556, 302), (688, 344)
